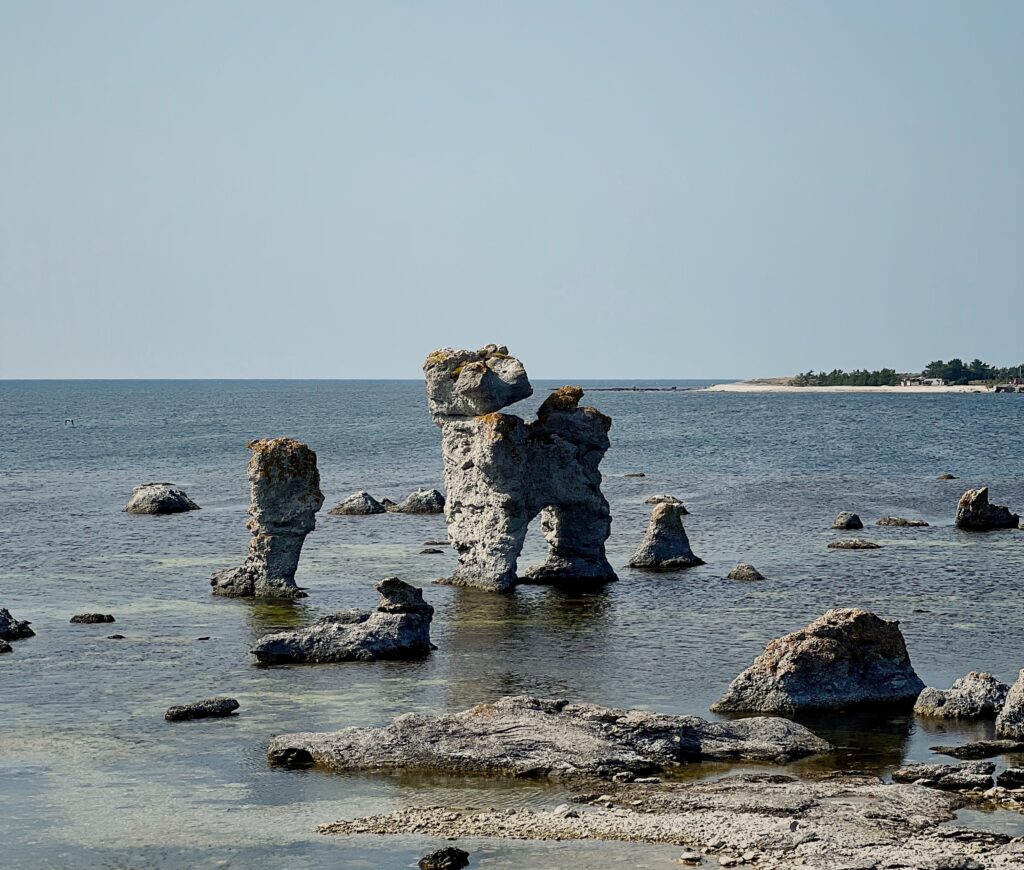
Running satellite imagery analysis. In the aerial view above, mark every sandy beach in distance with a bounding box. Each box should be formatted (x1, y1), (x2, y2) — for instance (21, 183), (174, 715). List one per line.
(704, 381), (994, 394)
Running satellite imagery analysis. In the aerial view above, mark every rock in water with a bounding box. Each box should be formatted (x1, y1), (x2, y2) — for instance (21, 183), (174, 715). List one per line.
(328, 491), (386, 515)
(712, 608), (925, 714)
(629, 503), (703, 571)
(827, 538), (880, 550)
(0, 639), (11, 654)
(391, 489), (446, 514)
(251, 578), (435, 664)
(955, 487), (1019, 531)
(727, 564), (764, 581)
(996, 670), (1024, 739)
(164, 697), (240, 721)
(123, 483), (200, 514)
(70, 613), (115, 624)
(424, 346), (616, 592)
(914, 672), (1010, 719)
(0, 608), (34, 641)
(930, 739), (1024, 760)
(892, 761), (996, 791)
(937, 473), (958, 480)
(418, 847), (470, 870)
(832, 512), (863, 529)
(210, 438), (324, 599)
(876, 516), (929, 527)
(267, 695), (831, 775)
(644, 495), (687, 512)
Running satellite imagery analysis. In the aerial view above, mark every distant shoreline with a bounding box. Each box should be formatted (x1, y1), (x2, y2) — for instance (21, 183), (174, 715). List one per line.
(702, 381), (994, 394)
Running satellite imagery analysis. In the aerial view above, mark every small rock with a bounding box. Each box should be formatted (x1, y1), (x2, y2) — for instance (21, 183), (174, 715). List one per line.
(937, 473), (958, 480)
(391, 489), (446, 514)
(0, 607), (34, 641)
(955, 486), (1019, 531)
(552, 803), (579, 818)
(70, 613), (115, 624)
(107, 634), (125, 639)
(876, 517), (929, 527)
(629, 503), (703, 571)
(418, 846), (470, 870)
(123, 483), (200, 515)
(997, 768), (1024, 789)
(420, 548), (444, 555)
(892, 761), (995, 791)
(677, 852), (702, 865)
(914, 672), (1009, 719)
(0, 639), (12, 654)
(624, 472), (646, 478)
(930, 739), (1024, 760)
(727, 564), (764, 582)
(827, 538), (880, 550)
(165, 697), (240, 721)
(329, 491), (386, 516)
(832, 512), (863, 530)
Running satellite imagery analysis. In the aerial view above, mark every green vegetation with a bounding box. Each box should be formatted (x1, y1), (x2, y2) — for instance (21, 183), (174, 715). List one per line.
(793, 358), (1024, 387)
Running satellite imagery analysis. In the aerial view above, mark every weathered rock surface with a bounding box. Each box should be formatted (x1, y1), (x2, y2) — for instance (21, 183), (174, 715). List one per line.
(70, 613), (115, 624)
(831, 512), (863, 529)
(251, 579), (434, 665)
(329, 491), (385, 516)
(0, 608), (34, 641)
(996, 669), (1024, 738)
(914, 672), (1010, 719)
(955, 486), (1020, 531)
(425, 346), (615, 591)
(876, 516), (930, 527)
(164, 697), (240, 721)
(892, 761), (996, 791)
(318, 774), (1024, 869)
(211, 438), (324, 599)
(418, 847), (469, 870)
(931, 739), (1024, 760)
(643, 495), (686, 513)
(629, 503), (703, 571)
(391, 489), (446, 514)
(123, 482), (200, 515)
(998, 768), (1024, 789)
(827, 538), (880, 549)
(727, 564), (764, 581)
(268, 695), (831, 775)
(712, 608), (924, 714)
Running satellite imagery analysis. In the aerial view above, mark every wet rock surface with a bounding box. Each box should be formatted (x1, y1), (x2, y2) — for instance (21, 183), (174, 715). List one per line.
(164, 697), (240, 721)
(931, 739), (1024, 760)
(70, 613), (115, 624)
(727, 563), (764, 581)
(425, 346), (616, 591)
(915, 672), (1010, 719)
(0, 608), (34, 641)
(328, 491), (386, 515)
(629, 503), (703, 571)
(713, 608), (924, 714)
(876, 516), (930, 527)
(210, 438), (324, 599)
(956, 486), (1020, 531)
(827, 538), (880, 549)
(391, 489), (446, 514)
(123, 482), (200, 515)
(418, 846), (470, 870)
(892, 761), (996, 790)
(268, 695), (831, 776)
(251, 579), (434, 665)
(997, 669), (1024, 738)
(318, 774), (1024, 869)
(831, 511), (863, 529)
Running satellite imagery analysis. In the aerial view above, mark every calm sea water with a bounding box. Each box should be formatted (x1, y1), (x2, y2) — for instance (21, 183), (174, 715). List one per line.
(2, 379), (1023, 868)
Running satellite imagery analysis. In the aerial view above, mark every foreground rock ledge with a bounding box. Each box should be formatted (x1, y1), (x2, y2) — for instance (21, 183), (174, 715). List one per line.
(317, 774), (1024, 869)
(268, 695), (830, 776)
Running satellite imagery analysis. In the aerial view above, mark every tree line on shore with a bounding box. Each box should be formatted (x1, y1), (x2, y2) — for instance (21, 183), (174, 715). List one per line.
(792, 358), (1024, 387)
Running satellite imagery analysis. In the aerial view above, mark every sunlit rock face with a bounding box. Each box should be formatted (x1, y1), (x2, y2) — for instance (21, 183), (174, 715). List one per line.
(424, 345), (615, 592)
(210, 437), (324, 599)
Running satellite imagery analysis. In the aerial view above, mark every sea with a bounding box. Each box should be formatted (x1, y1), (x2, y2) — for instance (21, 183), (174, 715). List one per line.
(2, 379), (1023, 868)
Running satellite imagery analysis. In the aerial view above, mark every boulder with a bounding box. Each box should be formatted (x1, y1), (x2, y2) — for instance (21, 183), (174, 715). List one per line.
(955, 487), (1019, 531)
(211, 438), (324, 599)
(391, 489), (446, 514)
(892, 761), (995, 791)
(629, 503), (703, 571)
(0, 608), (34, 641)
(828, 538), (880, 550)
(876, 517), (929, 527)
(251, 578), (434, 665)
(727, 564), (764, 582)
(914, 672), (1009, 719)
(832, 512), (863, 530)
(165, 697), (240, 721)
(123, 482), (200, 515)
(419, 847), (470, 870)
(930, 739), (1024, 760)
(268, 695), (831, 776)
(712, 608), (925, 714)
(70, 613), (115, 624)
(329, 491), (386, 516)
(996, 669), (1024, 739)
(997, 768), (1024, 789)
(424, 345), (532, 418)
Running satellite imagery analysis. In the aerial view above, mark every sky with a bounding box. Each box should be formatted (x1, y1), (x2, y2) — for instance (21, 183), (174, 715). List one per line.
(1, 1), (1021, 379)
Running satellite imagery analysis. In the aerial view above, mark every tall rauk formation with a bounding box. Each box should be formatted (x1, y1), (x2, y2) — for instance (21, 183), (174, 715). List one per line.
(211, 438), (325, 599)
(424, 344), (616, 592)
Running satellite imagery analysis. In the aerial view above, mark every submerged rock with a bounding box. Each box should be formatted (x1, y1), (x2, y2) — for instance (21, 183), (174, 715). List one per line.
(629, 503), (703, 571)
(712, 608), (924, 714)
(329, 491), (386, 516)
(930, 739), (1024, 760)
(832, 512), (863, 530)
(251, 578), (434, 665)
(727, 564), (764, 582)
(892, 761), (995, 791)
(211, 438), (324, 599)
(0, 608), (34, 641)
(937, 473), (958, 480)
(70, 613), (115, 624)
(123, 482), (200, 515)
(165, 697), (240, 721)
(391, 489), (446, 514)
(914, 672), (1010, 719)
(425, 346), (615, 591)
(418, 847), (470, 870)
(827, 538), (880, 550)
(955, 487), (1019, 531)
(996, 669), (1024, 739)
(876, 516), (929, 527)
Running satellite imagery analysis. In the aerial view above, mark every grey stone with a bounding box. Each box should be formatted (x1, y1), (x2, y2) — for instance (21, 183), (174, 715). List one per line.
(425, 347), (615, 591)
(997, 767), (1024, 789)
(0, 639), (11, 653)
(876, 516), (930, 527)
(251, 578), (434, 665)
(418, 847), (470, 870)
(268, 695), (831, 776)
(164, 697), (239, 721)
(827, 538), (880, 549)
(629, 503), (703, 571)
(996, 669), (1024, 738)
(727, 564), (764, 581)
(70, 613), (115, 624)
(930, 739), (1024, 760)
(892, 761), (995, 791)
(123, 482), (200, 515)
(914, 672), (1010, 719)
(391, 489), (446, 514)
(643, 495), (686, 511)
(955, 487), (1019, 531)
(938, 473), (958, 480)
(712, 608), (924, 714)
(329, 491), (386, 515)
(832, 512), (863, 530)
(210, 438), (324, 599)
(0, 607), (34, 641)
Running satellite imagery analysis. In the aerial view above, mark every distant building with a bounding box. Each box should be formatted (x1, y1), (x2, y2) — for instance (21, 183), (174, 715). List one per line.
(900, 376), (945, 387)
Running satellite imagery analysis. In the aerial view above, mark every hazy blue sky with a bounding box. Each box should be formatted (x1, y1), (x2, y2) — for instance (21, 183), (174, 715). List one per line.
(2, 1), (1021, 379)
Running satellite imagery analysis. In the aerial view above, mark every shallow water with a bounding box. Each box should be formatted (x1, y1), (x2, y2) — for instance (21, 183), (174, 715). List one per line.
(2, 379), (1023, 867)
